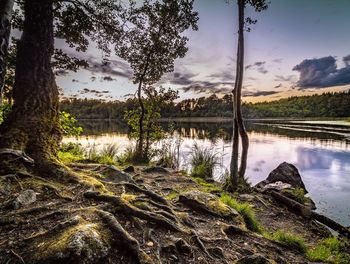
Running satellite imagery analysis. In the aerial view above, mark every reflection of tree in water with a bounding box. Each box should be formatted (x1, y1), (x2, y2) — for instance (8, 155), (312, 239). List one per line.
(78, 120), (350, 145)
(79, 120), (129, 135)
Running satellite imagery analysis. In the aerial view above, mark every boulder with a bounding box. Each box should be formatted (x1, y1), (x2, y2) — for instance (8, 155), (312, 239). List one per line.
(256, 162), (307, 193)
(99, 165), (132, 183)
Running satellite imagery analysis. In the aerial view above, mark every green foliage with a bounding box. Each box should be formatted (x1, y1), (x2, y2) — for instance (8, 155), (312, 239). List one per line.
(59, 111), (83, 137)
(190, 143), (218, 180)
(125, 87), (179, 161)
(220, 193), (262, 233)
(0, 103), (11, 124)
(117, 145), (137, 165)
(307, 237), (349, 263)
(58, 142), (85, 163)
(272, 230), (307, 253)
(284, 188), (308, 204)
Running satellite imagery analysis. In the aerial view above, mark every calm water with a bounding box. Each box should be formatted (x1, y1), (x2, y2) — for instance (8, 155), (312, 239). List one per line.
(64, 119), (350, 226)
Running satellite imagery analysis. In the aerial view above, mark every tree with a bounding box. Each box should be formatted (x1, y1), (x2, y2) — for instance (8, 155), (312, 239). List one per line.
(0, 0), (125, 176)
(125, 86), (178, 160)
(226, 0), (268, 191)
(0, 0), (15, 105)
(116, 0), (198, 161)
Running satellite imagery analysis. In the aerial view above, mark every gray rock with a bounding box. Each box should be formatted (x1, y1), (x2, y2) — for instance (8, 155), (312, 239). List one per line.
(237, 254), (272, 264)
(13, 189), (36, 209)
(143, 166), (169, 174)
(256, 162), (307, 193)
(208, 247), (224, 259)
(175, 238), (192, 254)
(99, 165), (132, 183)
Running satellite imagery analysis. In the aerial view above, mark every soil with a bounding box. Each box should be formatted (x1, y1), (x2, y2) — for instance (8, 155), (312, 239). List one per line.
(0, 163), (348, 264)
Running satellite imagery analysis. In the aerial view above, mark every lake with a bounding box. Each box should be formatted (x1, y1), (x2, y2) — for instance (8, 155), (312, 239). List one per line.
(63, 119), (350, 227)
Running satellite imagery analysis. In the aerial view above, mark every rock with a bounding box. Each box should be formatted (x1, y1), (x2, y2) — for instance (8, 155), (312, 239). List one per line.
(262, 181), (292, 192)
(12, 189), (36, 209)
(256, 162), (307, 193)
(178, 191), (239, 219)
(222, 224), (247, 236)
(175, 238), (192, 254)
(237, 254), (272, 264)
(99, 165), (132, 183)
(123, 165), (135, 173)
(143, 166), (169, 174)
(239, 194), (255, 202)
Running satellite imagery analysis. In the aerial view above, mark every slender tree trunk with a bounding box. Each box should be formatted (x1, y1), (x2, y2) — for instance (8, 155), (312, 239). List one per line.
(0, 0), (62, 174)
(227, 0), (245, 191)
(235, 0), (249, 179)
(0, 0), (15, 104)
(136, 80), (145, 161)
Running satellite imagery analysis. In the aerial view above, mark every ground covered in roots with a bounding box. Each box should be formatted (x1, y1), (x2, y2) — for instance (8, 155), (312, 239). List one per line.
(0, 163), (349, 263)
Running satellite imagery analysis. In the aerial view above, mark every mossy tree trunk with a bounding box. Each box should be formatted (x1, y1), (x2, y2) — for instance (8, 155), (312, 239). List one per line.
(0, 0), (61, 173)
(0, 0), (15, 103)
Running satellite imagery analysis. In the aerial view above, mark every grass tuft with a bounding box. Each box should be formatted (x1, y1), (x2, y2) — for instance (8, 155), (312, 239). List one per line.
(273, 230), (307, 253)
(307, 237), (349, 263)
(220, 193), (262, 233)
(190, 143), (218, 180)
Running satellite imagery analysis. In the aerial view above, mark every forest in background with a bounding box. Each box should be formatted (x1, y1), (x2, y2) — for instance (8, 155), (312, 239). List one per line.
(60, 90), (350, 120)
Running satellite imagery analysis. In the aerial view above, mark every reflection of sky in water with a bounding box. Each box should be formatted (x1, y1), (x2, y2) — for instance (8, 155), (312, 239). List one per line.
(64, 128), (350, 226)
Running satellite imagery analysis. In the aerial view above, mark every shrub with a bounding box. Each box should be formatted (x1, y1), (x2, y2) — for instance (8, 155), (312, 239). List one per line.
(220, 193), (262, 233)
(273, 230), (307, 253)
(59, 111), (83, 137)
(307, 237), (349, 263)
(87, 143), (117, 165)
(190, 143), (218, 180)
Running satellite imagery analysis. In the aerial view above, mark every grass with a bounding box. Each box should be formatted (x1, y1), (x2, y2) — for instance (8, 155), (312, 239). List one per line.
(192, 177), (222, 193)
(272, 230), (307, 253)
(87, 143), (117, 165)
(58, 142), (85, 163)
(190, 143), (218, 180)
(307, 237), (349, 264)
(220, 193), (262, 233)
(283, 188), (308, 204)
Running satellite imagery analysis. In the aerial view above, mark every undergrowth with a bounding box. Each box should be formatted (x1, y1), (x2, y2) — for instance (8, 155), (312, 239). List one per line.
(220, 193), (262, 233)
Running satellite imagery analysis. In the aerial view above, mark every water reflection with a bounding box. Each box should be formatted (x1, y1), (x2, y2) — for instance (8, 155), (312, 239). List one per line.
(67, 120), (350, 226)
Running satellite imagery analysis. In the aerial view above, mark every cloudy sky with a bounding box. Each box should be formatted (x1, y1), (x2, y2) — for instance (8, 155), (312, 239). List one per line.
(56, 0), (350, 102)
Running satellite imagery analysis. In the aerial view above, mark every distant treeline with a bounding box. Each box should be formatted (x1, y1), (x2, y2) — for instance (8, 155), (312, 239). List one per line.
(60, 91), (350, 119)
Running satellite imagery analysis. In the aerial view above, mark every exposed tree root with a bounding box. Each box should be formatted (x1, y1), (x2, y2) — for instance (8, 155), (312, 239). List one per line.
(84, 191), (185, 232)
(96, 210), (152, 264)
(190, 230), (214, 260)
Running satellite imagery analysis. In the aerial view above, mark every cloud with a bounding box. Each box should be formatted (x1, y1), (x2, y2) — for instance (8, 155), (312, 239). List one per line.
(243, 90), (279, 97)
(245, 61), (268, 74)
(343, 55), (350, 66)
(207, 71), (234, 82)
(293, 55), (350, 88)
(272, 58), (283, 63)
(86, 57), (133, 80)
(79, 88), (110, 96)
(274, 75), (295, 82)
(170, 72), (198, 85)
(102, 76), (115, 81)
(181, 81), (233, 94)
(274, 83), (282, 89)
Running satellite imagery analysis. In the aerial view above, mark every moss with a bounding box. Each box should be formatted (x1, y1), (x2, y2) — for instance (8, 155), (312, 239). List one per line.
(165, 191), (178, 200)
(307, 237), (349, 263)
(272, 230), (307, 253)
(220, 193), (262, 233)
(121, 193), (137, 202)
(192, 177), (222, 193)
(208, 199), (232, 215)
(32, 217), (110, 262)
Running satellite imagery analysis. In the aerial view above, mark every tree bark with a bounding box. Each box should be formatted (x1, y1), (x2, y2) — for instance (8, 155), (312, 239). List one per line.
(0, 0), (61, 174)
(136, 79), (145, 161)
(0, 0), (15, 104)
(228, 0), (245, 190)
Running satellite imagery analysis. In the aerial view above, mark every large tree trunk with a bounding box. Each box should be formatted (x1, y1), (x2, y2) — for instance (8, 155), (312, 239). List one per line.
(0, 0), (62, 174)
(0, 0), (15, 104)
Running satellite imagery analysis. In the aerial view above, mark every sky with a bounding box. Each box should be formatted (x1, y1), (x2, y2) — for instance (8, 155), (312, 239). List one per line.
(55, 0), (350, 102)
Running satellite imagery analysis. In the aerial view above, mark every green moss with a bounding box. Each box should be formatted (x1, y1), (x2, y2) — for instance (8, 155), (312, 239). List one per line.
(273, 230), (307, 253)
(165, 191), (178, 200)
(192, 177), (221, 193)
(58, 151), (84, 164)
(220, 193), (262, 233)
(208, 199), (232, 215)
(307, 237), (349, 263)
(121, 193), (137, 202)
